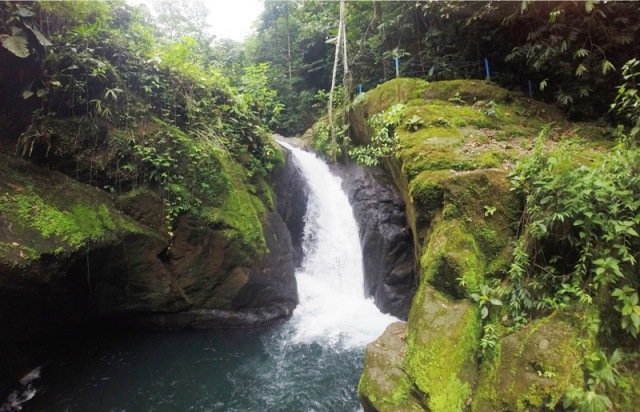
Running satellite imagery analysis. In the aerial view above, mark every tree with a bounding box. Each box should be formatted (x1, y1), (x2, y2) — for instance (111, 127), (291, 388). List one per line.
(152, 0), (210, 43)
(328, 0), (346, 164)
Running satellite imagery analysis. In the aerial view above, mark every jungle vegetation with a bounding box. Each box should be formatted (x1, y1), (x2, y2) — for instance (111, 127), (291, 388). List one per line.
(1, 1), (639, 410)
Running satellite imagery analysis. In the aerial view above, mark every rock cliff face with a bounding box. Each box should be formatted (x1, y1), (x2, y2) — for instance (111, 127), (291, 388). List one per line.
(0, 147), (306, 400)
(0, 150), (305, 341)
(335, 162), (415, 319)
(339, 79), (610, 411)
(0, 143), (308, 394)
(272, 147), (309, 268)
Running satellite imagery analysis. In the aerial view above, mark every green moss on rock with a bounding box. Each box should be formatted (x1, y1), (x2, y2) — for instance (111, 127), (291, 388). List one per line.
(472, 314), (585, 411)
(199, 151), (268, 261)
(421, 219), (484, 298)
(359, 322), (425, 412)
(422, 80), (512, 104)
(0, 154), (143, 266)
(404, 286), (481, 412)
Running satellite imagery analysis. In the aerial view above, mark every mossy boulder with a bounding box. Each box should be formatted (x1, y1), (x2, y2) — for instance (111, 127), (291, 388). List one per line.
(472, 314), (586, 411)
(415, 169), (519, 298)
(349, 78), (613, 412)
(359, 322), (424, 412)
(403, 286), (481, 412)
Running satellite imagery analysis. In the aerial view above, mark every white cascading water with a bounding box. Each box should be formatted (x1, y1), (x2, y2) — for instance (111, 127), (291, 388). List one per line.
(277, 140), (398, 349)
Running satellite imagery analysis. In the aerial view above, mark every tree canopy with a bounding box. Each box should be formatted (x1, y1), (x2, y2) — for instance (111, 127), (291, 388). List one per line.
(242, 0), (640, 135)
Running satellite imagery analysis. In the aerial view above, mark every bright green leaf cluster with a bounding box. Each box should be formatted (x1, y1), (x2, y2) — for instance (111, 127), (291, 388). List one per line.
(349, 103), (405, 166)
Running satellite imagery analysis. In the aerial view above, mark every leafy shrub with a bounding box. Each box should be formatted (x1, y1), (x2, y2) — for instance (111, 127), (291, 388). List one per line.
(505, 127), (640, 336)
(349, 103), (405, 166)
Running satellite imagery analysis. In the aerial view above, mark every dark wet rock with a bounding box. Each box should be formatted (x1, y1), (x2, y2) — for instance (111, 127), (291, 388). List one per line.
(272, 144), (309, 268)
(335, 162), (416, 319)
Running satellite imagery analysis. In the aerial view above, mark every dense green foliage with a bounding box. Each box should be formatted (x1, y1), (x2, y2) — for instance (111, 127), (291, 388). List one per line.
(246, 1), (640, 135)
(506, 129), (639, 332)
(348, 103), (404, 166)
(0, 1), (283, 236)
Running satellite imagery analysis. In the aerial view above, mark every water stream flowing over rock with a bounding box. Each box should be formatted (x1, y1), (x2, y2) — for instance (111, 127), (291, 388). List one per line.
(8, 138), (398, 412)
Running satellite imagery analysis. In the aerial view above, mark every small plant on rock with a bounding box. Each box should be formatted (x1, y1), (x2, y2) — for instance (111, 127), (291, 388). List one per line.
(405, 115), (424, 131)
(471, 284), (503, 320)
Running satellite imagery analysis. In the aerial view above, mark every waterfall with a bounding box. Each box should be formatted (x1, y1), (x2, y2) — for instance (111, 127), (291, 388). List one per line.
(12, 140), (399, 412)
(277, 140), (397, 349)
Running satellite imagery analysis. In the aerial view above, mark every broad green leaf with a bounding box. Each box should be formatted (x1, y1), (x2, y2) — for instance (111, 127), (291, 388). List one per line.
(24, 23), (52, 47)
(22, 90), (33, 99)
(0, 28), (29, 58)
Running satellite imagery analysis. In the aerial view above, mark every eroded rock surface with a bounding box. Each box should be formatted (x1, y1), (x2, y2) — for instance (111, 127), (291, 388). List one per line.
(336, 162), (415, 319)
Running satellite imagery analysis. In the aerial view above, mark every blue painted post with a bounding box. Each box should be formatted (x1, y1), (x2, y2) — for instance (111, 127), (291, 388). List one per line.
(484, 58), (490, 80)
(395, 57), (399, 78)
(358, 84), (362, 94)
(528, 80), (533, 98)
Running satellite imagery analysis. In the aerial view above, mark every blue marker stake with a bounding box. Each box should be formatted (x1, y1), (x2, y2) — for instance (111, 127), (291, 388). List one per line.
(528, 80), (533, 98)
(484, 58), (490, 81)
(395, 57), (399, 78)
(359, 84), (362, 94)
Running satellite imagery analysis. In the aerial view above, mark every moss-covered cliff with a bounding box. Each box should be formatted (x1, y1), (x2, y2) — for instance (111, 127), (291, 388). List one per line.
(334, 78), (638, 411)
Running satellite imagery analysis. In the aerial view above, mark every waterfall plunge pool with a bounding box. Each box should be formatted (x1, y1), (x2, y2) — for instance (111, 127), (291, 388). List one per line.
(8, 141), (398, 412)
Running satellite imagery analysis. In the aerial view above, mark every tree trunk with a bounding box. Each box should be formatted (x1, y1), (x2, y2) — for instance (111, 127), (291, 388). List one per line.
(342, 4), (351, 98)
(286, 4), (292, 85)
(328, 0), (346, 164)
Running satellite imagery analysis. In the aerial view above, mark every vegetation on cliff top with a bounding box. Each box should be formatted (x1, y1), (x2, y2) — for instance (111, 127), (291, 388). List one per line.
(0, 1), (286, 262)
(343, 76), (639, 410)
(249, 1), (639, 136)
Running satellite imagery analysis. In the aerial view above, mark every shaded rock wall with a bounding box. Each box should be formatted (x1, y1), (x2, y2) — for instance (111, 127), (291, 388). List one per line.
(0, 149), (308, 396)
(272, 147), (309, 268)
(0, 149), (306, 338)
(335, 162), (416, 319)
